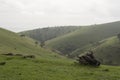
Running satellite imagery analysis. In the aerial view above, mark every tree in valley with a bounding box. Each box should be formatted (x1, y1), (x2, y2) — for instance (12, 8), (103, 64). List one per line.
(117, 33), (120, 40)
(40, 41), (45, 48)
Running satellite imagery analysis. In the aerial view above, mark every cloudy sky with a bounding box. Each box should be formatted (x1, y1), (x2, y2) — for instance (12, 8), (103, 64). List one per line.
(0, 0), (120, 32)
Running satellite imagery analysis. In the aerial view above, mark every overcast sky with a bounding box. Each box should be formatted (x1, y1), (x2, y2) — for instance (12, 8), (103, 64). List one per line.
(0, 0), (120, 32)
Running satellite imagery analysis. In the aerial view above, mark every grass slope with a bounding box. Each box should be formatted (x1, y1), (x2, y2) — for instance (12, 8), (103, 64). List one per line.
(71, 36), (120, 65)
(20, 26), (80, 42)
(0, 27), (120, 80)
(93, 36), (120, 65)
(46, 21), (120, 55)
(0, 55), (120, 80)
(0, 27), (63, 59)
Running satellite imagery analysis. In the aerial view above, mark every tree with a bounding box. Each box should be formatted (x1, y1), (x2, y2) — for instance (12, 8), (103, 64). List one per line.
(35, 41), (38, 46)
(20, 34), (25, 37)
(117, 33), (120, 40)
(40, 41), (45, 48)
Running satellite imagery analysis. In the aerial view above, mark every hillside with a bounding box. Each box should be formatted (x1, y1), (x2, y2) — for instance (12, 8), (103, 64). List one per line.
(71, 36), (120, 65)
(46, 21), (120, 56)
(0, 54), (120, 80)
(93, 36), (120, 65)
(0, 27), (63, 59)
(0, 27), (120, 80)
(20, 26), (80, 42)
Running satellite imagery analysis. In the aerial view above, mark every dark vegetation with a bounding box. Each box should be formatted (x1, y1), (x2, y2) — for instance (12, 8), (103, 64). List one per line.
(0, 62), (6, 65)
(117, 33), (120, 40)
(76, 51), (100, 66)
(20, 34), (25, 37)
(2, 53), (14, 56)
(23, 55), (35, 59)
(2, 53), (36, 59)
(40, 41), (45, 48)
(20, 26), (80, 42)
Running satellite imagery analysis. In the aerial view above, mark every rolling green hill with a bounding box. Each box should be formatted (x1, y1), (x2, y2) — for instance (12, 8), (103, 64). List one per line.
(20, 26), (80, 42)
(0, 27), (63, 59)
(71, 36), (120, 65)
(0, 27), (120, 80)
(93, 36), (120, 65)
(46, 21), (120, 56)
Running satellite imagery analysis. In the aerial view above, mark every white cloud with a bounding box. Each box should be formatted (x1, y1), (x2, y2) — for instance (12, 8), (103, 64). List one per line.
(0, 0), (120, 32)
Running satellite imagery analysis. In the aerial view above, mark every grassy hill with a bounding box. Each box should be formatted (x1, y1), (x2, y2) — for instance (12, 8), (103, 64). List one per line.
(93, 36), (120, 65)
(46, 21), (120, 56)
(0, 27), (120, 80)
(1, 55), (120, 80)
(20, 26), (80, 42)
(0, 27), (64, 59)
(71, 36), (120, 65)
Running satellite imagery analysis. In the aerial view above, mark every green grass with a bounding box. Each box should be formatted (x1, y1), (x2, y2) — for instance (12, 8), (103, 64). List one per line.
(93, 36), (120, 65)
(46, 21), (120, 55)
(21, 26), (80, 42)
(0, 55), (120, 80)
(71, 36), (120, 65)
(0, 27), (64, 59)
(0, 27), (120, 80)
